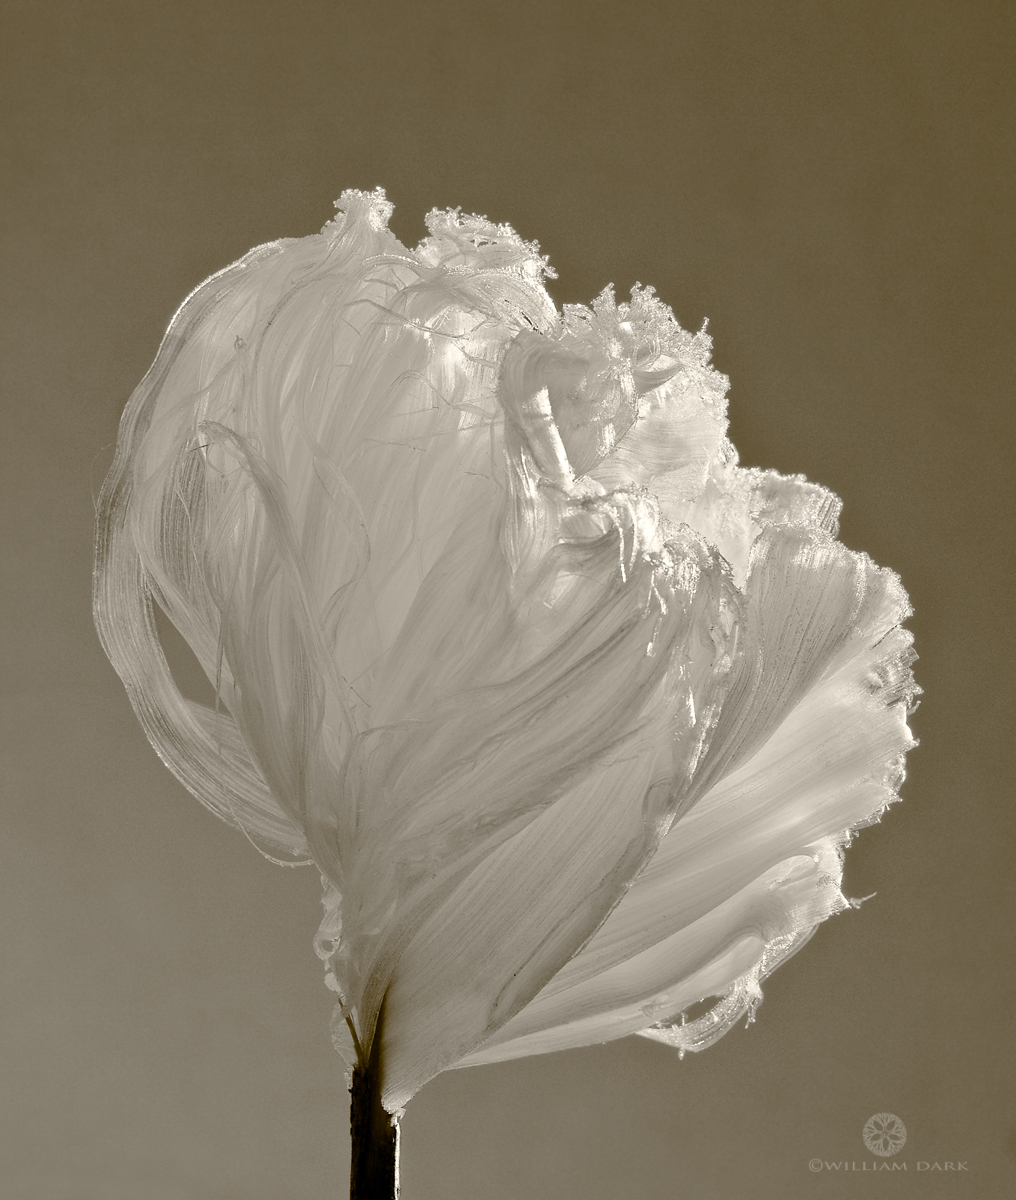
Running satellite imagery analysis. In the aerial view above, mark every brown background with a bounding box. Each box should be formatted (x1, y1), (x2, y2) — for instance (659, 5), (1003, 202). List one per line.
(2, 2), (1013, 1197)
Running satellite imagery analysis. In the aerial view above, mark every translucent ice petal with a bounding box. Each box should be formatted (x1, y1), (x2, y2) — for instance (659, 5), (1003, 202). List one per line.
(457, 843), (845, 1065)
(459, 563), (914, 1065)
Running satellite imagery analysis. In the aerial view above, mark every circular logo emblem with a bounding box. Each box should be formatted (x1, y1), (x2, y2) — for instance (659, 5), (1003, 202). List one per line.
(863, 1113), (907, 1157)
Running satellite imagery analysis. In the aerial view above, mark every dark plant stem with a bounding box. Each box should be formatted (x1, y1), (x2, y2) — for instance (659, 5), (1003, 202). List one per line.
(349, 1022), (400, 1200)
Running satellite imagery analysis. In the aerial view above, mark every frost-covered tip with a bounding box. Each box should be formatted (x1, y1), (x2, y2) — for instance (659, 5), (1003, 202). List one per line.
(94, 187), (917, 1116)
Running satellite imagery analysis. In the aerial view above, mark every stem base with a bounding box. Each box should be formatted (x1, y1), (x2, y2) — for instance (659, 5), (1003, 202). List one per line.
(349, 1048), (400, 1199)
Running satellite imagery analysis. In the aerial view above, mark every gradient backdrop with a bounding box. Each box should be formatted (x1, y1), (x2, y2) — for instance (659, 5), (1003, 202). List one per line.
(2, 2), (1013, 1197)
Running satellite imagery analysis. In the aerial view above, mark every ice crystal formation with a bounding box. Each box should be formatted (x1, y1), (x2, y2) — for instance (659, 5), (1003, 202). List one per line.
(95, 189), (917, 1114)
